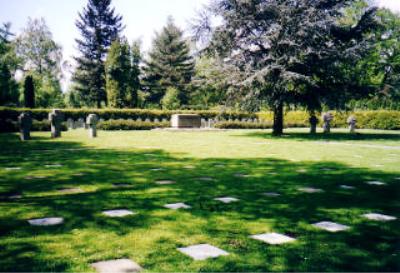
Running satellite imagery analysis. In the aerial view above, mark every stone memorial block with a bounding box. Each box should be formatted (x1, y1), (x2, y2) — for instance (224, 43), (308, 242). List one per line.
(48, 109), (63, 138)
(171, 114), (201, 128)
(18, 112), (32, 141)
(86, 114), (98, 138)
(322, 112), (333, 133)
(347, 115), (357, 133)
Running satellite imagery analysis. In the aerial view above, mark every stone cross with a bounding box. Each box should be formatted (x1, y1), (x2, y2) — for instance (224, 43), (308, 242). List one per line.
(309, 115), (319, 134)
(18, 112), (32, 141)
(347, 115), (356, 133)
(86, 114), (98, 138)
(48, 109), (63, 138)
(322, 112), (333, 133)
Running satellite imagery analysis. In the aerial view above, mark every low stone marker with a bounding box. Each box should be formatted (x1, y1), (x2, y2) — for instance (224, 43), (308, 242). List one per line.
(214, 197), (239, 203)
(322, 112), (333, 133)
(91, 259), (142, 273)
(171, 114), (201, 128)
(86, 114), (98, 138)
(250, 232), (296, 245)
(312, 221), (350, 232)
(309, 115), (318, 134)
(28, 217), (64, 226)
(18, 112), (32, 141)
(347, 115), (356, 133)
(298, 187), (324, 193)
(164, 203), (191, 210)
(177, 244), (229, 260)
(362, 213), (397, 221)
(48, 109), (63, 138)
(102, 209), (136, 217)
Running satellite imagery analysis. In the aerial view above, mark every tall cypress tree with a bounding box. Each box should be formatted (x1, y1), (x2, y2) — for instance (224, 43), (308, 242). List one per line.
(143, 17), (194, 105)
(24, 75), (35, 108)
(73, 0), (124, 108)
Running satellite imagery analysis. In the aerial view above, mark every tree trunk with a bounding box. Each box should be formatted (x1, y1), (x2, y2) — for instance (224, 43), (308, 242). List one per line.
(272, 103), (283, 136)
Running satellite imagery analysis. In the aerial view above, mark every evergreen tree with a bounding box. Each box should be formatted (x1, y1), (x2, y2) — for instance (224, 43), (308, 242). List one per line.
(128, 40), (142, 108)
(73, 0), (124, 108)
(143, 17), (194, 105)
(24, 75), (35, 108)
(105, 39), (131, 108)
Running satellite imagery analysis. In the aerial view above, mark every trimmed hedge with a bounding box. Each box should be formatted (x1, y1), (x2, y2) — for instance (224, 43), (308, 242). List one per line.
(215, 121), (272, 129)
(258, 110), (400, 130)
(0, 119), (67, 133)
(98, 119), (169, 131)
(0, 107), (256, 121)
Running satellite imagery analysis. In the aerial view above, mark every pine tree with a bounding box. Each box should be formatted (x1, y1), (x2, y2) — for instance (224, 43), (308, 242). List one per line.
(143, 17), (194, 105)
(73, 0), (124, 108)
(105, 39), (131, 108)
(24, 75), (35, 108)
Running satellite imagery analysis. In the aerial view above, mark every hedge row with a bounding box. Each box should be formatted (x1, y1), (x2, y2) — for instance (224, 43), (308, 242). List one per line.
(0, 107), (256, 121)
(0, 119), (67, 133)
(257, 110), (400, 130)
(98, 120), (169, 130)
(215, 121), (272, 129)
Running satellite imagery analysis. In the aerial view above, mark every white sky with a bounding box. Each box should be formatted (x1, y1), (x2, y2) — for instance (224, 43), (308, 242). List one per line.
(0, 0), (399, 90)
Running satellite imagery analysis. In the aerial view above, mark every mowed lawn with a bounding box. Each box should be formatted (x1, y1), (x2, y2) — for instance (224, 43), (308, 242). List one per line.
(0, 128), (399, 272)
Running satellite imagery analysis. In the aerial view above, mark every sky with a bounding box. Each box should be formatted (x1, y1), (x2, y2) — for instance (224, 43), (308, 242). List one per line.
(0, 0), (399, 90)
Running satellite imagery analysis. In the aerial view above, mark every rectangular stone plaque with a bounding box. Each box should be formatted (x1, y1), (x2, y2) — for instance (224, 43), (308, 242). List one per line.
(171, 114), (201, 128)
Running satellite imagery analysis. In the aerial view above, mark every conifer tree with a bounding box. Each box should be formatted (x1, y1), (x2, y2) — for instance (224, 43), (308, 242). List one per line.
(73, 0), (124, 108)
(143, 17), (194, 105)
(105, 39), (131, 108)
(128, 40), (142, 108)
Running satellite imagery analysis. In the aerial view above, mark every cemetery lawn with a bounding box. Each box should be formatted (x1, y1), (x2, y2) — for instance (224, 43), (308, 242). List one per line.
(0, 128), (399, 272)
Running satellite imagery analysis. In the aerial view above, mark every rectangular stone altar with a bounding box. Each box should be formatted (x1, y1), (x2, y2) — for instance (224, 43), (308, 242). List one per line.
(171, 114), (201, 128)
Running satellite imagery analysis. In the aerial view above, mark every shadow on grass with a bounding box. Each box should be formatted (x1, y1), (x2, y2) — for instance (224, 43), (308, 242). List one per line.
(243, 130), (400, 142)
(0, 132), (399, 272)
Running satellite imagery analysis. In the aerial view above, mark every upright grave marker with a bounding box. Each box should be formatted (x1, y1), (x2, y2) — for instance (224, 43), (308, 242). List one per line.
(322, 112), (333, 133)
(86, 114), (98, 138)
(48, 109), (63, 138)
(347, 115), (356, 133)
(18, 112), (32, 141)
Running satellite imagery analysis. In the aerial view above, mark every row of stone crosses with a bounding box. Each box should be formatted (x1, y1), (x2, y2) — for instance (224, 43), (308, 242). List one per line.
(19, 109), (98, 141)
(18, 110), (357, 141)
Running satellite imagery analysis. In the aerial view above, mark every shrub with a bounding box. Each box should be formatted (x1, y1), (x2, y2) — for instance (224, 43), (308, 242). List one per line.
(215, 121), (272, 129)
(98, 119), (169, 130)
(161, 87), (181, 110)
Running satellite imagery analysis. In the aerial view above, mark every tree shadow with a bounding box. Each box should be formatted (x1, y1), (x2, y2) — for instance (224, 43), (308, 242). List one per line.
(0, 132), (399, 272)
(243, 131), (400, 142)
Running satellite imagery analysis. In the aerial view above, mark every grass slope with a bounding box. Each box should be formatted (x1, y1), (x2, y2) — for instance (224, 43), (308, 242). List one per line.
(0, 128), (399, 272)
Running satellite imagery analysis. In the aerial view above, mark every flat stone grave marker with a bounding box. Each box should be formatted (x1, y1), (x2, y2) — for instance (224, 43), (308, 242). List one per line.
(214, 197), (239, 203)
(112, 183), (132, 188)
(155, 180), (176, 185)
(312, 221), (350, 232)
(164, 203), (191, 210)
(198, 177), (215, 181)
(177, 244), (229, 260)
(8, 194), (23, 199)
(150, 168), (164, 171)
(91, 259), (142, 273)
(45, 164), (63, 168)
(28, 217), (64, 226)
(250, 232), (296, 245)
(362, 213), (397, 221)
(298, 187), (324, 193)
(262, 192), (281, 197)
(340, 185), (355, 190)
(5, 167), (21, 171)
(366, 181), (386, 186)
(297, 169), (307, 173)
(234, 173), (251, 178)
(57, 188), (83, 194)
(184, 165), (195, 169)
(102, 209), (136, 217)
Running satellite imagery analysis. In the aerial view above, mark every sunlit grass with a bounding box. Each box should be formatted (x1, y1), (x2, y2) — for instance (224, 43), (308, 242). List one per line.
(0, 128), (399, 272)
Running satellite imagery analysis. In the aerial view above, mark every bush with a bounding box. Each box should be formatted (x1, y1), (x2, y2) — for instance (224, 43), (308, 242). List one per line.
(161, 87), (181, 110)
(0, 119), (67, 133)
(257, 110), (400, 130)
(98, 119), (169, 130)
(0, 107), (256, 121)
(215, 121), (272, 129)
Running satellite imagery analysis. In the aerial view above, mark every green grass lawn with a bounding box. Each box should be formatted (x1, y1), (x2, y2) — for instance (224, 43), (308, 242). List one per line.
(0, 128), (399, 272)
